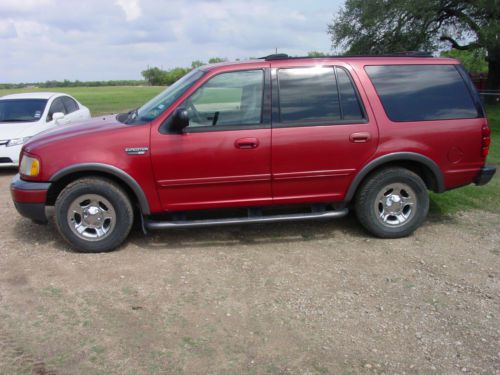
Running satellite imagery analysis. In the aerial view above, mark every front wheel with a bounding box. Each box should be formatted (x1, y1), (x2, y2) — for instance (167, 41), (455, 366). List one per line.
(55, 178), (134, 252)
(355, 168), (429, 238)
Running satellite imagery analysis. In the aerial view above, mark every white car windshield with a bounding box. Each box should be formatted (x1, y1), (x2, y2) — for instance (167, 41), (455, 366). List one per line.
(0, 99), (48, 123)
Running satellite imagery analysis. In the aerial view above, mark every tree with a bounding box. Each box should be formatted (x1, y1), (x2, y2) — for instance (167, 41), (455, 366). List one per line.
(328, 0), (499, 99)
(141, 67), (167, 86)
(208, 57), (227, 64)
(191, 60), (205, 69)
(441, 49), (488, 73)
(164, 67), (190, 85)
(307, 51), (328, 57)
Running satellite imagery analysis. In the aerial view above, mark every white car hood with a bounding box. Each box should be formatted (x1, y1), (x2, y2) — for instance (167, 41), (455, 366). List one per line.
(0, 121), (40, 140)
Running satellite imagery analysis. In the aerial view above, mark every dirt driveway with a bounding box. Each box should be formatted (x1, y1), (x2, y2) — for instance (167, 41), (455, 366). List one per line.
(0, 170), (499, 375)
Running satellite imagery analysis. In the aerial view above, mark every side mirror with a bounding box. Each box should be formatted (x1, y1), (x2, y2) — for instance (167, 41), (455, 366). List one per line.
(52, 112), (65, 123)
(170, 108), (189, 133)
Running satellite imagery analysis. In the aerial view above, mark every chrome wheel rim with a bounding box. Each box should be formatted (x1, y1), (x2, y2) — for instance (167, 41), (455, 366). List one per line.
(67, 194), (116, 241)
(374, 183), (417, 227)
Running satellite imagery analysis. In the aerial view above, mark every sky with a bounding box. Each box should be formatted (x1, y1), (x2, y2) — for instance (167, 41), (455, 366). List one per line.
(0, 0), (343, 83)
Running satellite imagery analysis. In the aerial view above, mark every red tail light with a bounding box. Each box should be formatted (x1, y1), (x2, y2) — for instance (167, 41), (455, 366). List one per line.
(481, 124), (491, 158)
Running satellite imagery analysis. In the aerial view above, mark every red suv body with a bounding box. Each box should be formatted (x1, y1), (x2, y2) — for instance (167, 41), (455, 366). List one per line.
(11, 55), (496, 252)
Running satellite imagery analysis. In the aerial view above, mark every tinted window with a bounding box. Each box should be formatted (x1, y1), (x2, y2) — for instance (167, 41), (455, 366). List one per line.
(48, 98), (66, 121)
(365, 65), (479, 122)
(0, 99), (48, 123)
(278, 67), (340, 123)
(336, 68), (364, 120)
(62, 96), (79, 113)
(185, 70), (264, 128)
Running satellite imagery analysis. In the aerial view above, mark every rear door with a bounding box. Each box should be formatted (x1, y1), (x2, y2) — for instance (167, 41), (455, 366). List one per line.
(270, 63), (379, 204)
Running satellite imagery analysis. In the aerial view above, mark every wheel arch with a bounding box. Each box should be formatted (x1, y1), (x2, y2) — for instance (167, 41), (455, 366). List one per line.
(46, 163), (150, 215)
(345, 152), (445, 203)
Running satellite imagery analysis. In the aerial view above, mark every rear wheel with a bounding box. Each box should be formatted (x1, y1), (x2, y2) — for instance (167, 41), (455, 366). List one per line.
(355, 168), (429, 238)
(55, 178), (134, 252)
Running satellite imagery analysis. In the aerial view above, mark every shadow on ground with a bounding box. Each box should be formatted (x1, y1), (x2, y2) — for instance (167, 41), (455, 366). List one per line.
(12, 202), (454, 253)
(0, 169), (17, 177)
(129, 212), (369, 251)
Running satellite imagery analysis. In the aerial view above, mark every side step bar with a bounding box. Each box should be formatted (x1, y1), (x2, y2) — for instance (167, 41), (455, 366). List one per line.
(145, 208), (349, 230)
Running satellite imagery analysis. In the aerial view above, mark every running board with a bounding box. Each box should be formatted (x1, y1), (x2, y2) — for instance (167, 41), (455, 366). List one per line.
(145, 208), (349, 230)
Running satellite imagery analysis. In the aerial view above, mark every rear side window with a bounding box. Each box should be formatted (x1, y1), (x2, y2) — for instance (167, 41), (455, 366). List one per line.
(278, 67), (340, 123)
(337, 68), (364, 120)
(277, 66), (365, 124)
(365, 65), (479, 122)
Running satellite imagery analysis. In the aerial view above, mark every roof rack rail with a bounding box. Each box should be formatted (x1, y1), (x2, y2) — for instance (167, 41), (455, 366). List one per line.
(391, 51), (433, 57)
(260, 51), (433, 61)
(260, 53), (289, 60)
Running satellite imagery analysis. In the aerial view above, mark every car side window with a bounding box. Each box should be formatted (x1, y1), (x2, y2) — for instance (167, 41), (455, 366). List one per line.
(62, 96), (79, 114)
(277, 66), (365, 125)
(365, 64), (479, 122)
(278, 67), (340, 123)
(336, 67), (364, 120)
(47, 97), (67, 121)
(183, 70), (264, 129)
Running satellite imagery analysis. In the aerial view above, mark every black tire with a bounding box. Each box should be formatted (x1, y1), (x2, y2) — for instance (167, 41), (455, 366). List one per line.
(55, 178), (134, 253)
(355, 167), (429, 238)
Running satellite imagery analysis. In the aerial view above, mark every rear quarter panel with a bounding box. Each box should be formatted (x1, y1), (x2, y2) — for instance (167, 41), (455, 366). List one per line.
(349, 58), (486, 190)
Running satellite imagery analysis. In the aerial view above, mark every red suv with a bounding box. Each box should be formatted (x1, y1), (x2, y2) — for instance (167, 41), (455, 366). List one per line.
(11, 54), (496, 252)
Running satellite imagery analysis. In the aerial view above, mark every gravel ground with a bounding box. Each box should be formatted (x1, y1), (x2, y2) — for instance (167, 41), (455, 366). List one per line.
(0, 170), (499, 375)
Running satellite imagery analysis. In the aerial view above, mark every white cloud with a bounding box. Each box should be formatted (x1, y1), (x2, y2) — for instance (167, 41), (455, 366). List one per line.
(0, 0), (342, 82)
(0, 20), (17, 39)
(115, 0), (142, 21)
(0, 0), (53, 13)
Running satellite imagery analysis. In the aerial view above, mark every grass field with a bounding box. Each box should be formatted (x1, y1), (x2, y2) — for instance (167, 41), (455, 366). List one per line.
(1, 86), (498, 214)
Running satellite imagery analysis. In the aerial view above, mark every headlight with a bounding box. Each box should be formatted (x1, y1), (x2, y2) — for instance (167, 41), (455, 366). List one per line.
(19, 155), (40, 177)
(7, 137), (31, 147)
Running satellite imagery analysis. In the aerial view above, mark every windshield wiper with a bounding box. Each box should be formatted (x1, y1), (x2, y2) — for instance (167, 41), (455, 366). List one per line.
(0, 119), (30, 122)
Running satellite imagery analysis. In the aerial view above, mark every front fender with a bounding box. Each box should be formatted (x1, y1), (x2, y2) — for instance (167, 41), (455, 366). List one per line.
(50, 163), (151, 215)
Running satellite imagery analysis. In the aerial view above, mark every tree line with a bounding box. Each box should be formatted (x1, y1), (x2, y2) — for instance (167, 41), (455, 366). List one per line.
(141, 58), (227, 86)
(0, 79), (147, 90)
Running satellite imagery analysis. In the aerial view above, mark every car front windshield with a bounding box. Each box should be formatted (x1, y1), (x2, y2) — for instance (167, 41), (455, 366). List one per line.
(128, 69), (205, 124)
(0, 99), (48, 123)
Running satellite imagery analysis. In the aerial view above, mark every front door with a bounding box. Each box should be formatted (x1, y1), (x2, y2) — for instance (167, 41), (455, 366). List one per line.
(151, 68), (272, 211)
(270, 64), (379, 204)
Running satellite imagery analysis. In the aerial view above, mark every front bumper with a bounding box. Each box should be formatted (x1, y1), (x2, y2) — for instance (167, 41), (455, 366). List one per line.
(10, 174), (51, 224)
(475, 166), (496, 186)
(0, 144), (22, 167)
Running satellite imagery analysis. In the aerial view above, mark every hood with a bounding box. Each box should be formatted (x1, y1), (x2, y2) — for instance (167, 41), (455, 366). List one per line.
(24, 115), (126, 152)
(0, 121), (41, 140)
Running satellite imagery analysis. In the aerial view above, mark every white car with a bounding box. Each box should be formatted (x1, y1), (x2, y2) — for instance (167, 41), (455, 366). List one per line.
(0, 92), (91, 167)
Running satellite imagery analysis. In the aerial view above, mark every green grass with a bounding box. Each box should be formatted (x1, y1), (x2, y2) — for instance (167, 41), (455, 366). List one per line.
(0, 86), (164, 116)
(430, 104), (500, 214)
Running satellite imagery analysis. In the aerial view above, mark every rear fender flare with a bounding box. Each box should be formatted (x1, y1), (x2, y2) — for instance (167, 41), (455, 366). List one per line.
(345, 152), (445, 202)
